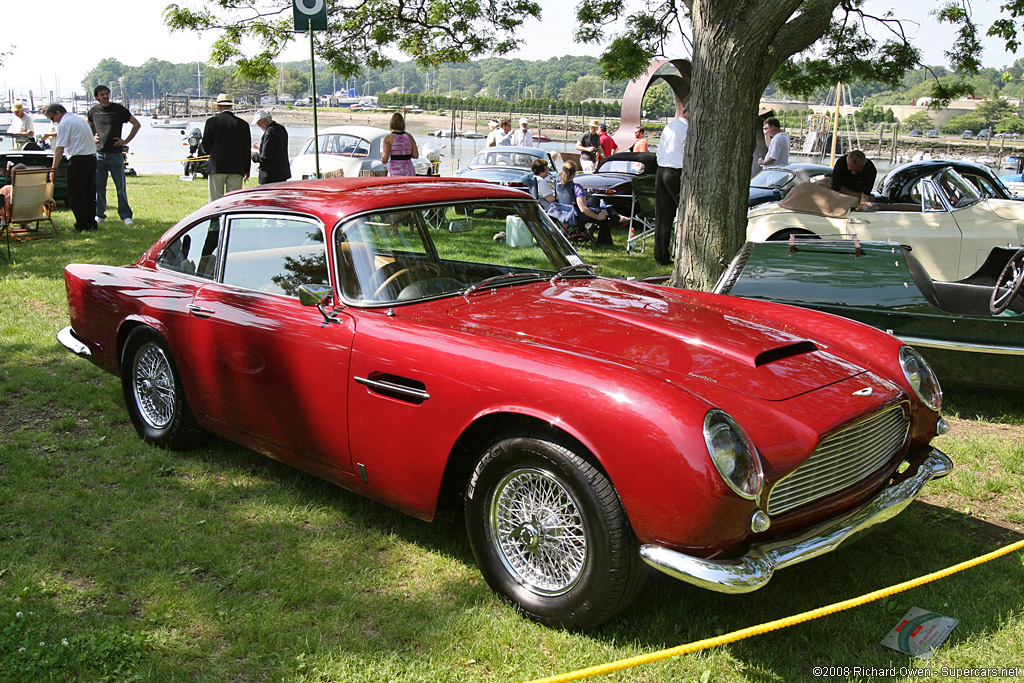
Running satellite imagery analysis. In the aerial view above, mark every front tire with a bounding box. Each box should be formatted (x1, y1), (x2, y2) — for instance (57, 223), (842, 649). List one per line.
(465, 430), (647, 629)
(121, 327), (202, 449)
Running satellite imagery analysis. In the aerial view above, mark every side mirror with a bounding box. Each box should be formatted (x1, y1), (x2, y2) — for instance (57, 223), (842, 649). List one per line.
(448, 219), (473, 233)
(298, 284), (339, 324)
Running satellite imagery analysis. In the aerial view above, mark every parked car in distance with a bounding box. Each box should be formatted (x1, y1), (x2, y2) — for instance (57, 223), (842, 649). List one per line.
(978, 128), (991, 139)
(908, 129), (923, 137)
(962, 130), (974, 139)
(291, 126), (434, 179)
(454, 145), (561, 188)
(748, 163), (833, 208)
(57, 176), (952, 630)
(926, 129), (939, 138)
(747, 166), (1024, 281)
(716, 239), (1024, 389)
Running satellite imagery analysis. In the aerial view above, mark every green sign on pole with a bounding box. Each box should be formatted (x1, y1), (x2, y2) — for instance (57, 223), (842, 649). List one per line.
(293, 0), (328, 31)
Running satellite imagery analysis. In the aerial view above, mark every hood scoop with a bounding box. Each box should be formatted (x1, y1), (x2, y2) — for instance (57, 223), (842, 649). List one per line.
(755, 341), (818, 367)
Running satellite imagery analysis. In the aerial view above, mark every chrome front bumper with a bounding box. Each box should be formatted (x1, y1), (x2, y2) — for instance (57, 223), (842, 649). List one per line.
(640, 448), (953, 594)
(57, 326), (92, 359)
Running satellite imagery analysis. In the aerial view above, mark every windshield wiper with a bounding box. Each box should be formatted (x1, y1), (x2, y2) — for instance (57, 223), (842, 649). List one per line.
(550, 263), (597, 283)
(464, 272), (544, 296)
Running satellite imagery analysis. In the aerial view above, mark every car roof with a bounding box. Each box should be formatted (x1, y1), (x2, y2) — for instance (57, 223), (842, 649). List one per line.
(201, 176), (528, 221)
(306, 125), (389, 141)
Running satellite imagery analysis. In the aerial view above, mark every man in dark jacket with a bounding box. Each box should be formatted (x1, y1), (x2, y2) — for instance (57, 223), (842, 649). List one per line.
(831, 149), (877, 210)
(250, 110), (291, 184)
(202, 93), (251, 201)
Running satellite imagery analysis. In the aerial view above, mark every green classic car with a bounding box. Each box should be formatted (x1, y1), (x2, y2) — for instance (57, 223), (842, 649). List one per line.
(0, 133), (69, 202)
(715, 239), (1024, 389)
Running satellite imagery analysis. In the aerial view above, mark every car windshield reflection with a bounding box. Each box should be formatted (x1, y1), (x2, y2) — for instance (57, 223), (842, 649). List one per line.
(935, 169), (982, 209)
(751, 169), (795, 188)
(334, 199), (584, 305)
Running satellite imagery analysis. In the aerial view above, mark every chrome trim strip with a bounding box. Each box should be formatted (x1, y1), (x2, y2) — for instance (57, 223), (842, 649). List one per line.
(354, 375), (430, 401)
(639, 448), (952, 594)
(898, 335), (1024, 356)
(56, 326), (92, 359)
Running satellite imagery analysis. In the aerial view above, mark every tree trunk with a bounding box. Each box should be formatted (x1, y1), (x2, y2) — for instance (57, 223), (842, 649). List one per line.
(670, 0), (839, 291)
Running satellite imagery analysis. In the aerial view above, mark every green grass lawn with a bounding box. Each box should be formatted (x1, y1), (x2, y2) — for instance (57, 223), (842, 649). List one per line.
(1, 176), (1022, 682)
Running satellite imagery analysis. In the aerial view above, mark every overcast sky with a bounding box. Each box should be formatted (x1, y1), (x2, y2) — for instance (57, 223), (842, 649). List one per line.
(1, 0), (1018, 101)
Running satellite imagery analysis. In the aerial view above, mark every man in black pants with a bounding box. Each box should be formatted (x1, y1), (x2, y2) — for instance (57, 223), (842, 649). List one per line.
(654, 104), (689, 265)
(44, 103), (97, 232)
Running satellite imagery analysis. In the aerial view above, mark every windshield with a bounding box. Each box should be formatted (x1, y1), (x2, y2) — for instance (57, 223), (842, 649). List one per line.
(596, 159), (645, 175)
(469, 150), (542, 169)
(750, 169), (795, 188)
(301, 133), (373, 157)
(935, 168), (982, 208)
(334, 199), (585, 305)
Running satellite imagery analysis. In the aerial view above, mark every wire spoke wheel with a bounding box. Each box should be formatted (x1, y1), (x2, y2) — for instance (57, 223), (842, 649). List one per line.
(132, 342), (176, 429)
(490, 468), (587, 596)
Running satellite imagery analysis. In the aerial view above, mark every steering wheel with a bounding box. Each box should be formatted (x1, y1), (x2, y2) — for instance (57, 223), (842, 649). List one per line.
(371, 264), (441, 301)
(990, 248), (1024, 315)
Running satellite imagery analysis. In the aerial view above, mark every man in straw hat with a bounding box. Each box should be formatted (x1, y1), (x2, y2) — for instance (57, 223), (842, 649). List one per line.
(8, 102), (35, 136)
(575, 119), (603, 173)
(202, 93), (251, 201)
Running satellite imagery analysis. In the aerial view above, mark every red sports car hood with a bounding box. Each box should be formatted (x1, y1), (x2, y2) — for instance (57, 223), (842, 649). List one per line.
(443, 278), (866, 401)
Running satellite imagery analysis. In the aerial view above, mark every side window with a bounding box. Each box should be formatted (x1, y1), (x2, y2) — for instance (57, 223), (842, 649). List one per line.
(967, 174), (997, 198)
(920, 182), (944, 212)
(221, 216), (327, 296)
(157, 218), (221, 279)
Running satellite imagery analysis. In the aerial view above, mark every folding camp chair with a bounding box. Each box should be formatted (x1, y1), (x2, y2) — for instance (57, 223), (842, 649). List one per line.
(626, 173), (657, 253)
(7, 167), (57, 239)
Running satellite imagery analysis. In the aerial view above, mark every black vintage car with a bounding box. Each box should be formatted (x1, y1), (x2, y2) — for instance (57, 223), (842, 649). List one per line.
(877, 159), (1020, 203)
(0, 133), (69, 201)
(573, 151), (658, 217)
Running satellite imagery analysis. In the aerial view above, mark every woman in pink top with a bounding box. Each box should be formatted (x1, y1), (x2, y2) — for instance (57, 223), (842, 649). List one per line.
(381, 113), (419, 177)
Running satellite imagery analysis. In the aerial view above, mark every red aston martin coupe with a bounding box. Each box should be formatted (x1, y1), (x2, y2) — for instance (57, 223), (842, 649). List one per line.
(59, 177), (952, 629)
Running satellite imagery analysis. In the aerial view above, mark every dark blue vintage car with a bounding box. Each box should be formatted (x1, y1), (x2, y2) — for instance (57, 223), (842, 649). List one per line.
(716, 239), (1024, 389)
(454, 146), (561, 188)
(748, 164), (833, 208)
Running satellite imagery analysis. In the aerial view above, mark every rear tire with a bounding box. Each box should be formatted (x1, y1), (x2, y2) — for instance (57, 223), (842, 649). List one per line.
(465, 429), (647, 629)
(121, 327), (202, 449)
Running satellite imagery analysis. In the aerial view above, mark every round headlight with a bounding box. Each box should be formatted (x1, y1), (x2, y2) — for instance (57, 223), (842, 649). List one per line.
(899, 346), (942, 412)
(703, 410), (763, 500)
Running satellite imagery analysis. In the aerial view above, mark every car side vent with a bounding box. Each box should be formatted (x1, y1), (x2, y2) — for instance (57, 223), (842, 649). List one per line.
(754, 341), (818, 367)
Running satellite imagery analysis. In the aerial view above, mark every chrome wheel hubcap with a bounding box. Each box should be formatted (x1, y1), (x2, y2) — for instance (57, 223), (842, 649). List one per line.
(489, 468), (587, 596)
(133, 343), (175, 429)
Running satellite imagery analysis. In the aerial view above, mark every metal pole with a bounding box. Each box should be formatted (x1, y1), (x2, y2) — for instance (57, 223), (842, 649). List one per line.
(310, 28), (320, 178)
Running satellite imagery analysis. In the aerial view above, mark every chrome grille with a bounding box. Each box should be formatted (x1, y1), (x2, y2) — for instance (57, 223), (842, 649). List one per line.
(766, 404), (909, 517)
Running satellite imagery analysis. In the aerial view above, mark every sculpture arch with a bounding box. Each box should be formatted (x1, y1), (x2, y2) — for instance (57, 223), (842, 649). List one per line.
(612, 59), (691, 153)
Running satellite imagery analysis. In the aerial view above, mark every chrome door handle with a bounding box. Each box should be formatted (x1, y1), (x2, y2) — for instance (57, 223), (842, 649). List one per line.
(355, 375), (430, 403)
(849, 218), (869, 224)
(187, 304), (215, 318)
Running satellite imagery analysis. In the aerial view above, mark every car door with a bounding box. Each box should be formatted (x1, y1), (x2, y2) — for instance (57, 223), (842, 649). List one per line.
(187, 213), (357, 472)
(850, 178), (963, 281)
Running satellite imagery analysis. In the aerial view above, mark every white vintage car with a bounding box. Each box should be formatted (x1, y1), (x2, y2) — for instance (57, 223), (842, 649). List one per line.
(291, 126), (434, 179)
(747, 167), (1024, 281)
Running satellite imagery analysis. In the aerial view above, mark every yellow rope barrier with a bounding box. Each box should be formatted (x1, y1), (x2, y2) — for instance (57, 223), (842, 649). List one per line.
(525, 538), (1024, 683)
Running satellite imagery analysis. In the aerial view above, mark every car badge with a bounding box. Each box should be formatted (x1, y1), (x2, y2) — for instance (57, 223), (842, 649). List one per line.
(852, 387), (873, 397)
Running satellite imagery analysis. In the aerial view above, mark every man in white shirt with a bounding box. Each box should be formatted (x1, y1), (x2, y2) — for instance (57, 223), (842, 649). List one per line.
(44, 103), (98, 232)
(511, 117), (534, 147)
(654, 104), (689, 266)
(485, 120), (501, 147)
(758, 117), (790, 168)
(8, 102), (35, 136)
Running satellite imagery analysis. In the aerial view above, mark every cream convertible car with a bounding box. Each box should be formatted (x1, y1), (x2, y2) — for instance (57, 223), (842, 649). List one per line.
(747, 167), (1024, 281)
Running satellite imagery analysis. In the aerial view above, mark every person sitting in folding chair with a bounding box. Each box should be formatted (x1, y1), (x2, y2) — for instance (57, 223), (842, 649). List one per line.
(1, 163), (56, 227)
(554, 161), (627, 246)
